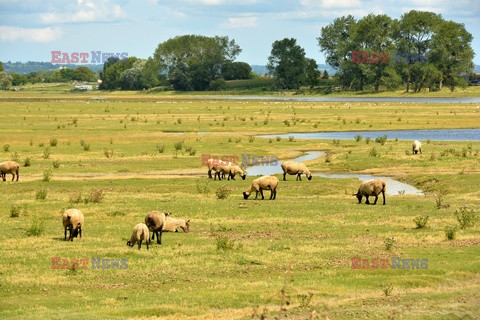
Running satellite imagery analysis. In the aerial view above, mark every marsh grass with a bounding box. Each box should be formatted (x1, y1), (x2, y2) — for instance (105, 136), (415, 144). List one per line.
(25, 219), (45, 236)
(35, 189), (48, 200)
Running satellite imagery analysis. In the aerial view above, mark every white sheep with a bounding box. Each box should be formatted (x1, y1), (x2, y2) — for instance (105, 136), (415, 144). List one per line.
(354, 179), (386, 205)
(412, 140), (422, 154)
(243, 175), (279, 200)
(281, 161), (312, 181)
(207, 158), (232, 180)
(126, 223), (151, 250)
(163, 216), (190, 232)
(219, 165), (246, 181)
(144, 211), (169, 245)
(0, 161), (20, 182)
(62, 209), (84, 241)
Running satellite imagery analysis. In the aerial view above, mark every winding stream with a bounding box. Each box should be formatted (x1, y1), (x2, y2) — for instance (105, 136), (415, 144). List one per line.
(245, 151), (423, 196)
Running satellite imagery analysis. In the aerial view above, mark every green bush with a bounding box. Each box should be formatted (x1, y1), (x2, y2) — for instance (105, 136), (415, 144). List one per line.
(413, 215), (429, 229)
(216, 186), (231, 199)
(445, 226), (457, 240)
(26, 219), (45, 236)
(10, 205), (20, 218)
(35, 189), (48, 200)
(455, 206), (476, 229)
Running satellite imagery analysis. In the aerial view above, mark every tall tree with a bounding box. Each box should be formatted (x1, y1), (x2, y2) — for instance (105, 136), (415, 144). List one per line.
(395, 10), (441, 92)
(153, 35), (241, 91)
(305, 58), (320, 88)
(267, 38), (307, 90)
(430, 20), (474, 92)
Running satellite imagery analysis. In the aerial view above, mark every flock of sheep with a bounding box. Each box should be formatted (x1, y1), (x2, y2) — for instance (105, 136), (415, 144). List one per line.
(1, 140), (423, 250)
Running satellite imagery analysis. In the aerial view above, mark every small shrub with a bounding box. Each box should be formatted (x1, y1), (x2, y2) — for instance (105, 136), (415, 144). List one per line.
(298, 292), (314, 307)
(24, 157), (31, 167)
(26, 219), (45, 236)
(369, 147), (378, 157)
(215, 186), (231, 199)
(455, 206), (476, 229)
(216, 236), (237, 251)
(11, 152), (20, 163)
(50, 138), (58, 147)
(42, 170), (52, 182)
(69, 192), (83, 204)
(52, 160), (60, 168)
(435, 190), (449, 209)
(103, 149), (114, 158)
(288, 136), (294, 142)
(35, 189), (48, 200)
(413, 215), (429, 229)
(383, 284), (393, 296)
(173, 141), (183, 157)
(10, 205), (20, 218)
(268, 138), (273, 143)
(332, 139), (340, 146)
(276, 136), (281, 141)
(375, 135), (388, 145)
(325, 155), (332, 163)
(42, 148), (50, 159)
(184, 145), (193, 153)
(177, 118), (182, 124)
(248, 136), (255, 143)
(3, 144), (10, 152)
(445, 226), (457, 240)
(365, 137), (371, 144)
(461, 147), (467, 157)
(107, 210), (126, 217)
(354, 134), (363, 142)
(384, 236), (395, 251)
(38, 142), (45, 147)
(83, 143), (90, 151)
(156, 143), (165, 153)
(85, 189), (105, 203)
(196, 178), (210, 194)
(189, 149), (196, 156)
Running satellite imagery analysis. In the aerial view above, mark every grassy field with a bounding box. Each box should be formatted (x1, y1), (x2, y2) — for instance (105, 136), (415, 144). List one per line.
(0, 88), (479, 319)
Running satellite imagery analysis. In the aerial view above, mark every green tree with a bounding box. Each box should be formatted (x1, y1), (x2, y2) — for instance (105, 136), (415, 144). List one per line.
(305, 58), (320, 88)
(154, 35), (241, 91)
(430, 20), (474, 92)
(72, 66), (97, 82)
(322, 70), (329, 79)
(99, 57), (138, 90)
(221, 62), (252, 80)
(11, 73), (28, 86)
(0, 61), (4, 72)
(267, 38), (307, 90)
(394, 10), (441, 92)
(0, 71), (13, 90)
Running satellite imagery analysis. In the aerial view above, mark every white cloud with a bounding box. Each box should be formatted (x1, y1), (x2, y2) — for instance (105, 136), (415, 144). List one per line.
(300, 0), (362, 9)
(226, 16), (258, 28)
(40, 0), (127, 24)
(0, 25), (63, 42)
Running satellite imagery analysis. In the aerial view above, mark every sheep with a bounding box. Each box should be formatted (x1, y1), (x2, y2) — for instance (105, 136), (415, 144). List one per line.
(354, 179), (386, 205)
(0, 161), (20, 182)
(412, 140), (422, 154)
(126, 223), (150, 250)
(207, 158), (231, 180)
(144, 211), (169, 245)
(243, 175), (279, 200)
(163, 216), (190, 232)
(218, 165), (246, 181)
(62, 209), (84, 241)
(281, 161), (312, 181)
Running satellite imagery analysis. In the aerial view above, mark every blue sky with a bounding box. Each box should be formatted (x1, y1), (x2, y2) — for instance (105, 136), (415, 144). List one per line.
(0, 0), (479, 66)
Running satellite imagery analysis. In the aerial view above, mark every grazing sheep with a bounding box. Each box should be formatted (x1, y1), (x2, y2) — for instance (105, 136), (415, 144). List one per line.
(207, 158), (231, 180)
(126, 223), (150, 250)
(163, 217), (190, 232)
(62, 209), (84, 241)
(243, 175), (279, 200)
(218, 165), (246, 181)
(281, 161), (312, 181)
(412, 140), (422, 154)
(144, 211), (169, 245)
(0, 161), (20, 182)
(354, 179), (386, 205)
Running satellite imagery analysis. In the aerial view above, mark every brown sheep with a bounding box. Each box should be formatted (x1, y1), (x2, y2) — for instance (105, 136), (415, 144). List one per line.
(144, 211), (169, 245)
(126, 223), (150, 250)
(354, 179), (386, 205)
(243, 175), (279, 200)
(281, 161), (312, 181)
(163, 217), (190, 232)
(0, 161), (20, 182)
(62, 209), (84, 241)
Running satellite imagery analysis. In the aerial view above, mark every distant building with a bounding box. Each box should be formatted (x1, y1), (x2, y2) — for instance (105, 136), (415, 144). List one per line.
(74, 85), (92, 91)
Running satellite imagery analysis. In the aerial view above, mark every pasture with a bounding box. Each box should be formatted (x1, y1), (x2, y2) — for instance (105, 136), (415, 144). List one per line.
(0, 88), (479, 319)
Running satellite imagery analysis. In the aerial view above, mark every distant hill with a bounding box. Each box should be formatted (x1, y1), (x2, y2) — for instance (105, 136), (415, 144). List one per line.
(475, 65), (480, 73)
(250, 64), (337, 76)
(3, 61), (103, 74)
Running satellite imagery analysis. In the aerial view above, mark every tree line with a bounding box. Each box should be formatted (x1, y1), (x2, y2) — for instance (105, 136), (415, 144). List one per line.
(1, 10), (476, 92)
